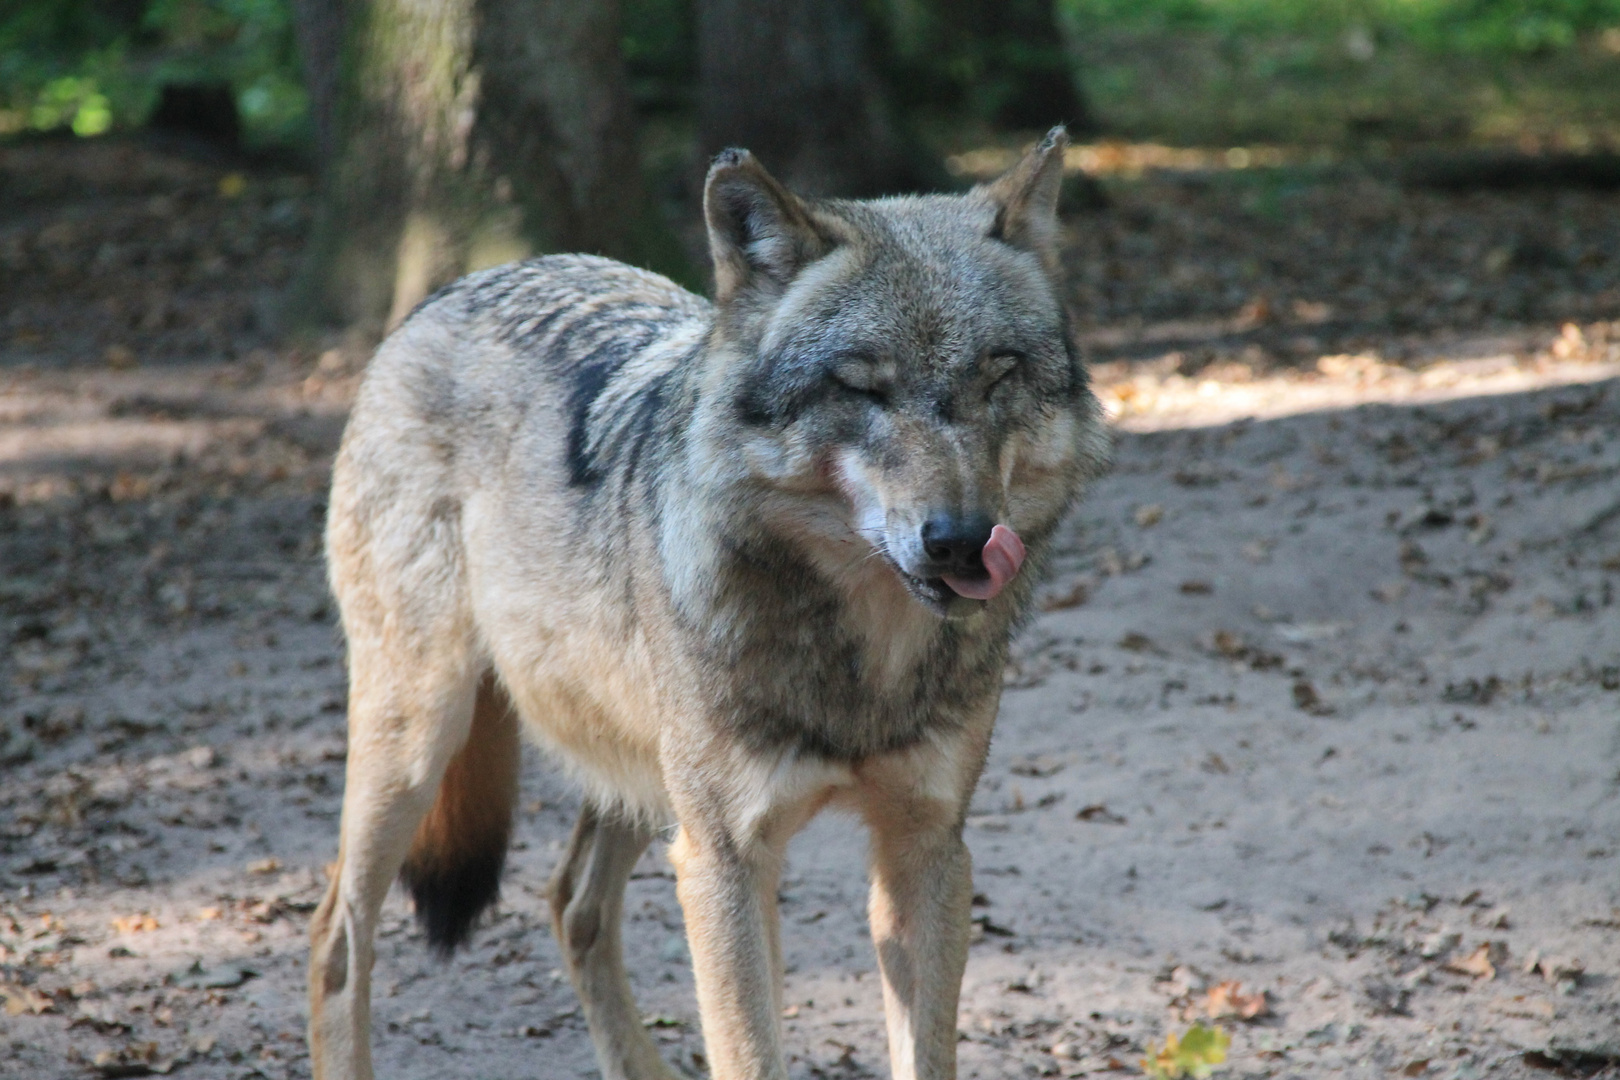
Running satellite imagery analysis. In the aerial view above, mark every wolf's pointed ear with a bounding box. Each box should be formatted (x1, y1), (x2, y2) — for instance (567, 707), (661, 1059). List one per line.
(705, 149), (831, 303)
(981, 126), (1069, 259)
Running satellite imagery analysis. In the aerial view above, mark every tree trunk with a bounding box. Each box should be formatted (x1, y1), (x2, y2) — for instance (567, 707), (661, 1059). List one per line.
(696, 0), (916, 197)
(294, 0), (680, 330)
(289, 0), (345, 164)
(885, 0), (1096, 137)
(983, 0), (1095, 135)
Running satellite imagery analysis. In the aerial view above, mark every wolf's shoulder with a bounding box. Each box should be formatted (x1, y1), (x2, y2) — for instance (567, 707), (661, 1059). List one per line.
(405, 254), (712, 342)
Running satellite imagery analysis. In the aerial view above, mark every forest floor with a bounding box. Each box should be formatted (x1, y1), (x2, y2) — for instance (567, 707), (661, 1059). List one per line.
(1, 136), (1619, 1080)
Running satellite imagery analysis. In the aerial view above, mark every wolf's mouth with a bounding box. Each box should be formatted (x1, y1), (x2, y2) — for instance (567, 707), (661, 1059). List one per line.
(892, 567), (988, 619)
(886, 522), (1025, 617)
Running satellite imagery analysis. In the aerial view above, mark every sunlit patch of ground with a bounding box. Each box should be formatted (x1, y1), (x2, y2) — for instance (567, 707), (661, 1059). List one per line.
(1094, 324), (1620, 432)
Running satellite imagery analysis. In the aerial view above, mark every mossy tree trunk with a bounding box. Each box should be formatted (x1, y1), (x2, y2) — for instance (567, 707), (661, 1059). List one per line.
(295, 0), (680, 330)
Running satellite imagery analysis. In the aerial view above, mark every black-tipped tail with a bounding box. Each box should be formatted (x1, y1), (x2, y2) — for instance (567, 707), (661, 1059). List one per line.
(401, 844), (508, 958)
(398, 673), (520, 957)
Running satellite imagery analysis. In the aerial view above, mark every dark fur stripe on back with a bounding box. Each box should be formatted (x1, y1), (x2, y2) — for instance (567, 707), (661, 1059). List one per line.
(446, 257), (711, 490)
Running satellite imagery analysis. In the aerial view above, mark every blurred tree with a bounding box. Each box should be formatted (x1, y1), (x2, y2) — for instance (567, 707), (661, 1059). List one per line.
(696, 0), (918, 196)
(293, 0), (682, 329)
(886, 0), (1095, 135)
(288, 0), (342, 162)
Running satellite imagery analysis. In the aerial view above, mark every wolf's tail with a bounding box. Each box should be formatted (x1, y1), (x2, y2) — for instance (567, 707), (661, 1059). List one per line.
(399, 673), (520, 957)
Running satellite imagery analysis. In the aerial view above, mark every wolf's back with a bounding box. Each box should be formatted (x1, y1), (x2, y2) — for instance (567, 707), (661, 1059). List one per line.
(333, 254), (712, 553)
(324, 256), (714, 952)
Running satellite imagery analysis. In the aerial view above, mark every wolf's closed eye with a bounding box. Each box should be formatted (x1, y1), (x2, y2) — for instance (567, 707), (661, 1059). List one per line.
(829, 355), (891, 407)
(985, 351), (1024, 399)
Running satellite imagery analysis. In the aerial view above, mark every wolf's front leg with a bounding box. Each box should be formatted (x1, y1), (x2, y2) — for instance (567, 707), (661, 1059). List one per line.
(865, 818), (974, 1080)
(855, 725), (992, 1080)
(667, 819), (792, 1080)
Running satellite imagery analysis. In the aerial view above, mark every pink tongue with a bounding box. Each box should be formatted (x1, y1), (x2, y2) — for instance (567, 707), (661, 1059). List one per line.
(942, 524), (1025, 601)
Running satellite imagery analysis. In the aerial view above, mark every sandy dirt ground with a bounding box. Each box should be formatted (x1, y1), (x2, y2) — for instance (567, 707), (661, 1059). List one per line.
(2, 141), (1620, 1080)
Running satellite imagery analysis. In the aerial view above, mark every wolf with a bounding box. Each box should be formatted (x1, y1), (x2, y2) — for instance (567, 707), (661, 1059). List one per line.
(307, 127), (1108, 1080)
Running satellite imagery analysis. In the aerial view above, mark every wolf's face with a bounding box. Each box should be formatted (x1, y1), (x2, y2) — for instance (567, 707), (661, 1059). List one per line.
(699, 131), (1104, 618)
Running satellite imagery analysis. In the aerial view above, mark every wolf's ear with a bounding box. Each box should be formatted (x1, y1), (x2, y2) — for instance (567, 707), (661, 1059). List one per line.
(981, 126), (1069, 259)
(705, 149), (831, 302)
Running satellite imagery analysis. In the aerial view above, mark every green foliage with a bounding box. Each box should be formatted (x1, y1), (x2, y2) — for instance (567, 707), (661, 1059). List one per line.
(1060, 0), (1620, 147)
(5, 0), (1618, 154)
(1142, 1024), (1231, 1080)
(879, 0), (1087, 129)
(31, 73), (112, 135)
(1060, 0), (1620, 55)
(621, 0), (695, 112)
(0, 0), (308, 147)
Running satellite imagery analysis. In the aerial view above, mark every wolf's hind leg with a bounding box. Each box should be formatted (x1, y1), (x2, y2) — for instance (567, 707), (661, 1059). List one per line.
(550, 804), (679, 1080)
(308, 654), (490, 1080)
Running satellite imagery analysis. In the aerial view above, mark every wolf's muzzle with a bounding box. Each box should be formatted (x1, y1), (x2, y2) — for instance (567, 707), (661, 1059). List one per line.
(919, 513), (996, 578)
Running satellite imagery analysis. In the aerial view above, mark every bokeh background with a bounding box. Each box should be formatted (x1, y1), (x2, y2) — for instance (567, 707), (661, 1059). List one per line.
(8, 0), (1620, 338)
(3, 5), (1620, 1080)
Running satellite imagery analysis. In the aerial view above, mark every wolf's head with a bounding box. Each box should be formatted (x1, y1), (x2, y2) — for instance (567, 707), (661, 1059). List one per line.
(694, 129), (1108, 619)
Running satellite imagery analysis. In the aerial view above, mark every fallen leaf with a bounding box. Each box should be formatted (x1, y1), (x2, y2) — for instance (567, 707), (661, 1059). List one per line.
(1292, 680), (1334, 715)
(92, 1041), (176, 1077)
(112, 914), (159, 934)
(1142, 1023), (1229, 1080)
(1204, 629), (1283, 670)
(1099, 548), (1151, 575)
(1010, 754), (1068, 778)
(970, 914), (1016, 939)
(1525, 954), (1584, 990)
(246, 857), (281, 875)
(1444, 942), (1505, 980)
(1363, 977), (1411, 1016)
(1180, 580), (1213, 595)
(1041, 578), (1091, 611)
(0, 981), (54, 1015)
(1077, 803), (1126, 825)
(171, 960), (255, 990)
(246, 900), (283, 923)
(1163, 964), (1208, 997)
(1205, 980), (1269, 1020)
(1402, 1059), (1431, 1077)
(1135, 504), (1164, 528)
(1419, 931), (1461, 959)
(1489, 995), (1556, 1020)
(1119, 632), (1159, 653)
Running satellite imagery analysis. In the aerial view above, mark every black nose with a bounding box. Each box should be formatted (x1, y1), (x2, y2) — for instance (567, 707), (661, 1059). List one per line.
(920, 513), (995, 575)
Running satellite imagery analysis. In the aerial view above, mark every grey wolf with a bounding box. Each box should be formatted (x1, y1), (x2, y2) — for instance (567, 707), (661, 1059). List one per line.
(308, 127), (1108, 1080)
